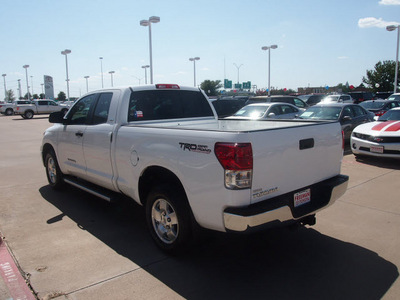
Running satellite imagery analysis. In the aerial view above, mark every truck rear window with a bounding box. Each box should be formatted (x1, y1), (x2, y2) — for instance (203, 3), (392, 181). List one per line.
(128, 90), (214, 122)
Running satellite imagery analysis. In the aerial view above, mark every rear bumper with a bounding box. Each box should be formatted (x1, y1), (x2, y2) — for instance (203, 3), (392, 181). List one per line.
(223, 174), (349, 232)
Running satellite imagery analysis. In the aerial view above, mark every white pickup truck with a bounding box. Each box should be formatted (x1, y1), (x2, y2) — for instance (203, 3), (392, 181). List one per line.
(15, 99), (69, 119)
(0, 100), (32, 116)
(41, 84), (348, 253)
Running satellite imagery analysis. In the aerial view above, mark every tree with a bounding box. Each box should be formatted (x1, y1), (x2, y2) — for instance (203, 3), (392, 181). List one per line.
(362, 60), (397, 93)
(57, 91), (66, 101)
(5, 89), (15, 102)
(39, 93), (45, 99)
(32, 94), (39, 99)
(24, 92), (32, 100)
(200, 80), (222, 96)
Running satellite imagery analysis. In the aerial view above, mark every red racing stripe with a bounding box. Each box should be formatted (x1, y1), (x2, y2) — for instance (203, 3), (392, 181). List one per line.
(385, 121), (400, 132)
(371, 121), (397, 131)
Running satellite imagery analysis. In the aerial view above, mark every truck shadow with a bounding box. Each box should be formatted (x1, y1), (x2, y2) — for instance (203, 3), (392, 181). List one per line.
(354, 155), (400, 170)
(39, 185), (398, 300)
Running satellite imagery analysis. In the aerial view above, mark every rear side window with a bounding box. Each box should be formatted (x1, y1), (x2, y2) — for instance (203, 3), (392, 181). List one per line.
(128, 90), (213, 122)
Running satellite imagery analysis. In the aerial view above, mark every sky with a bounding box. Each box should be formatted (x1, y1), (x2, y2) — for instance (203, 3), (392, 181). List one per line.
(1, 0), (400, 99)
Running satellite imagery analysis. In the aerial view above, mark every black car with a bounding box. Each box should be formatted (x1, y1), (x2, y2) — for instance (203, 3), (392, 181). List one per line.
(359, 100), (400, 118)
(299, 94), (326, 106)
(247, 95), (308, 109)
(299, 103), (375, 141)
(348, 91), (373, 104)
(373, 92), (392, 100)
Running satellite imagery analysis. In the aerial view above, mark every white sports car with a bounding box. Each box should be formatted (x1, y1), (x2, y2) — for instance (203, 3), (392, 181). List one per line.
(351, 107), (400, 158)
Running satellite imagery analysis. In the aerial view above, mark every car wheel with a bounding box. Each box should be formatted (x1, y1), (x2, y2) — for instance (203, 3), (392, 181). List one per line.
(145, 184), (192, 254)
(45, 150), (65, 190)
(24, 110), (34, 119)
(5, 108), (13, 116)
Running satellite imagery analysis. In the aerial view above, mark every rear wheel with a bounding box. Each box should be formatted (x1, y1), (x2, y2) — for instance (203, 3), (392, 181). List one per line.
(24, 110), (34, 119)
(145, 184), (192, 254)
(45, 150), (65, 189)
(5, 108), (13, 116)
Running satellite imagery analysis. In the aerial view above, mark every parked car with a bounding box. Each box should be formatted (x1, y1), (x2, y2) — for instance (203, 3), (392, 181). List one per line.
(247, 95), (308, 109)
(210, 98), (247, 118)
(387, 93), (400, 101)
(351, 107), (400, 158)
(298, 103), (374, 141)
(320, 94), (353, 104)
(14, 99), (70, 119)
(298, 94), (326, 106)
(359, 99), (400, 118)
(226, 102), (304, 120)
(373, 92), (392, 100)
(348, 91), (374, 104)
(0, 100), (32, 116)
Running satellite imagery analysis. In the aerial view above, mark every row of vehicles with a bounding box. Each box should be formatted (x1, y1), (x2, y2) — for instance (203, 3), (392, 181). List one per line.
(212, 92), (400, 160)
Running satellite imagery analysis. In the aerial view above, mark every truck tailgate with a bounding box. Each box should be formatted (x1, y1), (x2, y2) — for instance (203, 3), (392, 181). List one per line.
(248, 121), (343, 204)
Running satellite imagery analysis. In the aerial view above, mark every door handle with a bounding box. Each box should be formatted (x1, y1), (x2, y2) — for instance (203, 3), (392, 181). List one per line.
(75, 131), (84, 137)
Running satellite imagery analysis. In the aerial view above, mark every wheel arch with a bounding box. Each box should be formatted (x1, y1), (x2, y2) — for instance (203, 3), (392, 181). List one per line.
(138, 166), (187, 206)
(41, 143), (56, 166)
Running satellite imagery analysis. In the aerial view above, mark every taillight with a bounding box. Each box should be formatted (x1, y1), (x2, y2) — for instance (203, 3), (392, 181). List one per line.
(215, 142), (253, 189)
(375, 110), (386, 117)
(156, 84), (180, 89)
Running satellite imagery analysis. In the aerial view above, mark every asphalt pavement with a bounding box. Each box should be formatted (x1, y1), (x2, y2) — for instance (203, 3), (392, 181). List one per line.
(0, 114), (399, 300)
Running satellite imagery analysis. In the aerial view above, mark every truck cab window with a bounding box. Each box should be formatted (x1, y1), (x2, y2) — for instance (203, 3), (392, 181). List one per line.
(67, 94), (97, 125)
(92, 93), (112, 125)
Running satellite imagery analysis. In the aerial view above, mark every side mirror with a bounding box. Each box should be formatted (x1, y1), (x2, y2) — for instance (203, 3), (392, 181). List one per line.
(49, 111), (66, 124)
(267, 112), (276, 118)
(342, 115), (352, 121)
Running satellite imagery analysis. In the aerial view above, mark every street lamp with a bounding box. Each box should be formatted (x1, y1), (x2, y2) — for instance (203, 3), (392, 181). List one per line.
(386, 25), (400, 93)
(30, 76), (34, 97)
(233, 63), (243, 84)
(140, 16), (160, 84)
(189, 57), (200, 87)
(84, 76), (90, 92)
(261, 45), (278, 96)
(141, 65), (150, 84)
(41, 83), (44, 98)
(2, 74), (6, 101)
(61, 49), (71, 101)
(17, 79), (22, 99)
(109, 71), (115, 87)
(23, 65), (30, 99)
(99, 57), (104, 88)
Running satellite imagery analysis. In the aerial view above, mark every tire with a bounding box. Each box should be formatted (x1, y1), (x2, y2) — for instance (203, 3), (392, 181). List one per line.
(145, 184), (192, 254)
(24, 110), (34, 119)
(21, 115), (27, 119)
(5, 108), (13, 116)
(44, 150), (65, 190)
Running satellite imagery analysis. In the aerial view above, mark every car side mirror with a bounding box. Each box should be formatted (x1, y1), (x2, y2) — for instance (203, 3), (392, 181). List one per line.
(342, 116), (352, 121)
(267, 112), (276, 118)
(49, 111), (67, 124)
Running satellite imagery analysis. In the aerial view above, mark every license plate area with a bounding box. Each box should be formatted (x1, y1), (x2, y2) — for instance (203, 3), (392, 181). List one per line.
(370, 145), (384, 153)
(294, 188), (311, 207)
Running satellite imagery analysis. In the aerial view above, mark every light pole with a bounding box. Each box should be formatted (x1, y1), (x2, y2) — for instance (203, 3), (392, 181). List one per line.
(141, 65), (150, 84)
(387, 25), (400, 93)
(140, 16), (160, 84)
(109, 71), (115, 87)
(99, 57), (104, 88)
(41, 83), (44, 98)
(2, 74), (6, 101)
(61, 49), (71, 101)
(23, 65), (30, 99)
(84, 76), (90, 92)
(261, 45), (278, 96)
(233, 63), (243, 84)
(189, 57), (200, 87)
(17, 79), (22, 99)
(30, 76), (34, 97)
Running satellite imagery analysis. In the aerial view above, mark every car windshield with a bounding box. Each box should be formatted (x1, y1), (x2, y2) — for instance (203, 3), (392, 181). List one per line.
(378, 110), (400, 121)
(299, 106), (342, 120)
(360, 101), (384, 109)
(233, 105), (270, 118)
(388, 95), (400, 101)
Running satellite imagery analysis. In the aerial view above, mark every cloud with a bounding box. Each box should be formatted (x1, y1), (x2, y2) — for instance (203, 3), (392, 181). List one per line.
(379, 0), (400, 5)
(358, 17), (399, 28)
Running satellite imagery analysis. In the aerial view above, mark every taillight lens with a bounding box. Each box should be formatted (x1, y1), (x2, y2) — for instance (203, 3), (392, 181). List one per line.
(215, 143), (253, 189)
(375, 110), (386, 117)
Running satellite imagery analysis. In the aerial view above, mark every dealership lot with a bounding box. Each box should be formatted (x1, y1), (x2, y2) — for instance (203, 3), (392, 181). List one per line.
(0, 115), (399, 300)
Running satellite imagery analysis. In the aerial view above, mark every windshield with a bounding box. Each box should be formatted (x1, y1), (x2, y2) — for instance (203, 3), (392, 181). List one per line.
(360, 101), (384, 109)
(233, 105), (270, 118)
(388, 95), (400, 101)
(378, 110), (400, 121)
(300, 106), (342, 120)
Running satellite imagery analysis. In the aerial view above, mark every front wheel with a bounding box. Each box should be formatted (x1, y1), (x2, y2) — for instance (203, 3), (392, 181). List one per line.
(145, 184), (192, 254)
(24, 110), (34, 119)
(45, 150), (65, 189)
